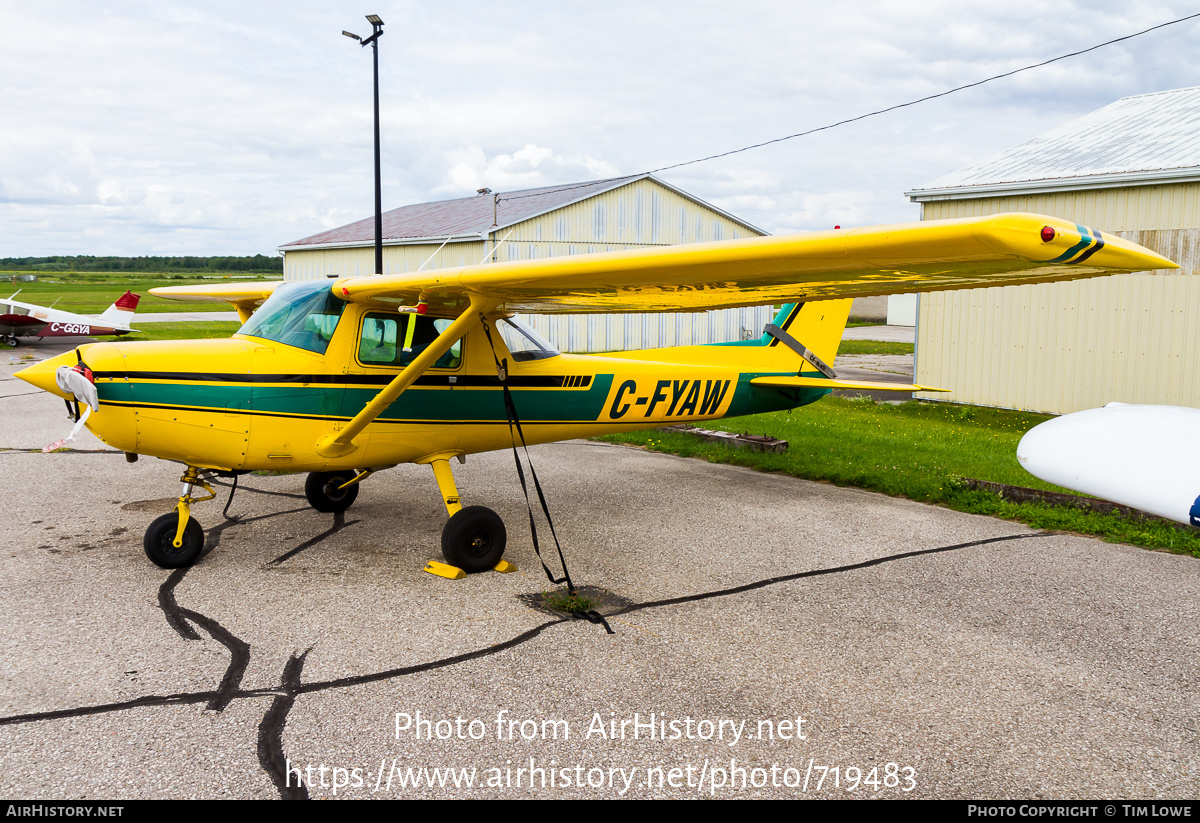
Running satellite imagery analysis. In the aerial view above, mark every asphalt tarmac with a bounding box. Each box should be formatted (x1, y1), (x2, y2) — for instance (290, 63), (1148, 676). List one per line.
(1, 341), (1197, 800)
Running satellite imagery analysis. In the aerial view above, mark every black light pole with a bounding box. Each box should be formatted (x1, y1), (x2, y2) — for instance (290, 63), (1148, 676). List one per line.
(344, 15), (385, 275)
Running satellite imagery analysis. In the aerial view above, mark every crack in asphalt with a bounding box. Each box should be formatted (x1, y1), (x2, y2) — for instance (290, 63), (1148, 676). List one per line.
(180, 606), (252, 713)
(159, 569), (202, 641)
(259, 650), (312, 800)
(157, 550), (253, 712)
(0, 530), (1051, 798)
(612, 532), (1049, 615)
(143, 495), (361, 793)
(153, 502), (351, 716)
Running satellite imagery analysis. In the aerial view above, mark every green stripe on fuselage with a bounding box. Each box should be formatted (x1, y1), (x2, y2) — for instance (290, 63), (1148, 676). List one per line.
(100, 374), (615, 423)
(99, 370), (828, 425)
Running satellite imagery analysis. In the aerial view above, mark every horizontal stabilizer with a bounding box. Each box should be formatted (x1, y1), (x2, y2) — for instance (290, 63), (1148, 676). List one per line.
(750, 376), (948, 393)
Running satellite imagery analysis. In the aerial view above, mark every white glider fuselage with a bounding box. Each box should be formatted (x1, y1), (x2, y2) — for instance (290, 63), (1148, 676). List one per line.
(1018, 403), (1200, 527)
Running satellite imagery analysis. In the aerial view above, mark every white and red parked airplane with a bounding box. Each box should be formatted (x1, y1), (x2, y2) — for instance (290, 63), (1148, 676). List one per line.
(0, 291), (139, 347)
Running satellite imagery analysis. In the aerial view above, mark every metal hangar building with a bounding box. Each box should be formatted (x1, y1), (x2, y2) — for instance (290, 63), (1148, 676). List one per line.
(279, 173), (772, 352)
(906, 86), (1200, 415)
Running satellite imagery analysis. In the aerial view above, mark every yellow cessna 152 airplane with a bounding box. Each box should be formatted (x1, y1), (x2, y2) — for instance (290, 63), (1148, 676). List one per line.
(15, 213), (1176, 572)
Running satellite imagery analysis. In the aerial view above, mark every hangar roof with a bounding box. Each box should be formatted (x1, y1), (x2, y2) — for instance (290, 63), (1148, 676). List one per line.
(281, 173), (762, 250)
(907, 86), (1200, 201)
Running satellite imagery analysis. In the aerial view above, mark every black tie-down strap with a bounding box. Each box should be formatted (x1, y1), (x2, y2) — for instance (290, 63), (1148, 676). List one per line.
(571, 609), (614, 633)
(480, 318), (613, 634)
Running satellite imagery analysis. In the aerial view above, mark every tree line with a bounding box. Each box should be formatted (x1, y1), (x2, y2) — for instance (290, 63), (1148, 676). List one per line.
(1, 255), (283, 273)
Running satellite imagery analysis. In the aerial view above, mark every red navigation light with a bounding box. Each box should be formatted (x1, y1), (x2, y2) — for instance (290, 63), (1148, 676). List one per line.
(1040, 226), (1056, 243)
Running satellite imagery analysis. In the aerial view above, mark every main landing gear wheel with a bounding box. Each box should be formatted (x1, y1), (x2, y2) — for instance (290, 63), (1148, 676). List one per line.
(4, 336), (17, 348)
(305, 471), (360, 513)
(144, 512), (205, 569)
(441, 506), (506, 573)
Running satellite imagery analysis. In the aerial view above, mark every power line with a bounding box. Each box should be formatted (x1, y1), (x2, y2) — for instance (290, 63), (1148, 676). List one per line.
(648, 10), (1200, 175)
(500, 11), (1200, 203)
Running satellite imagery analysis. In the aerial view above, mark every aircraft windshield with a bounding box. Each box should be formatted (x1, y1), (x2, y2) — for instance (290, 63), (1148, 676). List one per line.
(496, 316), (559, 361)
(238, 280), (346, 354)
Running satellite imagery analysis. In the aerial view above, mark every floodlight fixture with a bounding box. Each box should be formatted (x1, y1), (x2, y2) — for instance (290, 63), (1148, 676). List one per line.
(345, 14), (386, 275)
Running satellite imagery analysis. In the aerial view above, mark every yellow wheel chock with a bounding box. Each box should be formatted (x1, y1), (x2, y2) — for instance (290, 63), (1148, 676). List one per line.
(424, 560), (466, 579)
(423, 559), (518, 579)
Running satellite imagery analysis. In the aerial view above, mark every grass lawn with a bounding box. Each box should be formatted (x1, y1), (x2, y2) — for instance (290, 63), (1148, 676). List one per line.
(121, 321), (243, 342)
(9, 321), (242, 348)
(2, 271), (274, 315)
(599, 397), (1200, 557)
(835, 339), (915, 356)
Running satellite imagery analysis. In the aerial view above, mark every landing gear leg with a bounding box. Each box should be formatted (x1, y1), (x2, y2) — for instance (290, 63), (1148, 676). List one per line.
(143, 466), (213, 568)
(424, 454), (507, 574)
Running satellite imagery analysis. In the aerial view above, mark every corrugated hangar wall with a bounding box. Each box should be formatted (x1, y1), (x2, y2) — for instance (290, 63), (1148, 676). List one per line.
(283, 177), (776, 352)
(914, 183), (1200, 414)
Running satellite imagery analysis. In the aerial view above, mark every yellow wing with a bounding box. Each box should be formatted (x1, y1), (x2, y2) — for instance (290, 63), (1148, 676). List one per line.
(331, 213), (1176, 314)
(149, 281), (283, 323)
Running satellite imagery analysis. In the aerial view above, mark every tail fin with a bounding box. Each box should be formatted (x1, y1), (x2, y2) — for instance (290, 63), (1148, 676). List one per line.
(711, 299), (852, 365)
(96, 291), (140, 328)
(596, 298), (853, 372)
(766, 299), (852, 367)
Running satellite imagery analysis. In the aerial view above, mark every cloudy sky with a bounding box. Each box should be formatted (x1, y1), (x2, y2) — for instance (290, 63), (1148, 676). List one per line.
(3, 0), (1199, 256)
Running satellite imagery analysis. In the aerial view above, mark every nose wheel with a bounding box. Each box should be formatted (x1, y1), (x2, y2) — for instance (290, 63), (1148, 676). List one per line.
(143, 467), (214, 568)
(144, 512), (204, 568)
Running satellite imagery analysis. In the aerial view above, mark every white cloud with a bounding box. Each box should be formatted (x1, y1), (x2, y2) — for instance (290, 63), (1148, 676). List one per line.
(437, 144), (622, 195)
(2, 0), (1199, 253)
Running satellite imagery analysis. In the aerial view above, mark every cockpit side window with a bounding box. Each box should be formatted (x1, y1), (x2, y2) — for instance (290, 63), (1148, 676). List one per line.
(238, 280), (346, 354)
(358, 313), (462, 369)
(495, 316), (559, 361)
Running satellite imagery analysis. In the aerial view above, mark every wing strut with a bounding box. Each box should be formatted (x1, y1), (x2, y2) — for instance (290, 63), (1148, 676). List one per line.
(764, 323), (839, 379)
(315, 293), (499, 458)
